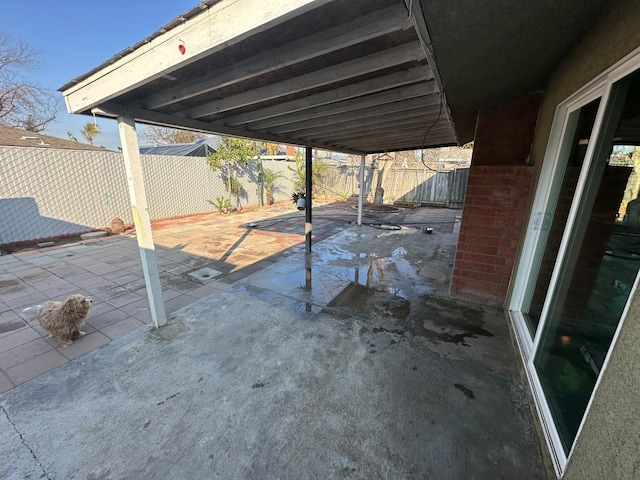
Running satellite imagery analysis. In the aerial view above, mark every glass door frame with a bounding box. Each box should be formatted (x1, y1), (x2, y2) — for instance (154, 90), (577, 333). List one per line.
(508, 46), (640, 476)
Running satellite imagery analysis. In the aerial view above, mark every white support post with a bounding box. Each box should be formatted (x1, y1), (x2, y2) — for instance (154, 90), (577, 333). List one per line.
(117, 115), (167, 328)
(357, 154), (365, 226)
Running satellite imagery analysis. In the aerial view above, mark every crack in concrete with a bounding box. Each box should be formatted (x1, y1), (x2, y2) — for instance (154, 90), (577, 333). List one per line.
(1, 403), (51, 480)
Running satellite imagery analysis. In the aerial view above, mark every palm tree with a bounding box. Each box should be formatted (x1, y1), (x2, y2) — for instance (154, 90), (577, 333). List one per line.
(287, 151), (328, 198)
(260, 167), (283, 205)
(263, 142), (280, 156)
(80, 122), (100, 146)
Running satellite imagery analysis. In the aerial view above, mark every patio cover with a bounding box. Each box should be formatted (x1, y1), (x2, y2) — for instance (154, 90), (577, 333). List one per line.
(59, 0), (609, 154)
(57, 0), (610, 326)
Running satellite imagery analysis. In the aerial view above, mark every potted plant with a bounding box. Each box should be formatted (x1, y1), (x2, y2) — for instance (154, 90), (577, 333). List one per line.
(291, 190), (306, 210)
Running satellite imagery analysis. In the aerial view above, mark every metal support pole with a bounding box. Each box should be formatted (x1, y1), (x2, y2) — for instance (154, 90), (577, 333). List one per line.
(305, 146), (313, 253)
(118, 115), (166, 328)
(357, 154), (365, 226)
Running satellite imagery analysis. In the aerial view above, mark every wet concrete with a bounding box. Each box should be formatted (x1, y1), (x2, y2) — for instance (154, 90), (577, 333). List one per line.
(0, 222), (546, 479)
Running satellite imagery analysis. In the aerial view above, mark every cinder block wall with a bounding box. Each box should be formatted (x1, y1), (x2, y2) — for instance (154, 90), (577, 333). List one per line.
(450, 94), (541, 305)
(0, 148), (295, 246)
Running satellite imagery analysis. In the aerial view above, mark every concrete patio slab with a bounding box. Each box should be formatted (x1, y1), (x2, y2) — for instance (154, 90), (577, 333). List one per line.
(0, 209), (546, 479)
(0, 283), (543, 480)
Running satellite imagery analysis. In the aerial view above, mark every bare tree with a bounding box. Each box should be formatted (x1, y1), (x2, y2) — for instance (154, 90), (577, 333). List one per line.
(139, 126), (208, 145)
(0, 33), (59, 132)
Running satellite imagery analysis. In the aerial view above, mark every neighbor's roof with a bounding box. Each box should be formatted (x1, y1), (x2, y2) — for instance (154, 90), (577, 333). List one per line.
(0, 125), (107, 151)
(140, 135), (221, 156)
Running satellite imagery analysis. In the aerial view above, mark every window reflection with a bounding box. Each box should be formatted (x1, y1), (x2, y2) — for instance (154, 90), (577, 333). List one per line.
(534, 70), (640, 453)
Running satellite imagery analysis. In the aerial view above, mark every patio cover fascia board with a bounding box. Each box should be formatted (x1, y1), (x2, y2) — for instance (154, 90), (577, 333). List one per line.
(61, 0), (335, 113)
(406, 0), (458, 146)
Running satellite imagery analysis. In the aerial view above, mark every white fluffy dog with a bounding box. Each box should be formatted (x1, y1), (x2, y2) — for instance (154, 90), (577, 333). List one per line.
(37, 294), (92, 348)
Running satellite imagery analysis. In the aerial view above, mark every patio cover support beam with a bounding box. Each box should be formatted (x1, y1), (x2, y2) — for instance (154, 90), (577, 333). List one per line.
(305, 146), (312, 254)
(358, 154), (365, 226)
(117, 115), (167, 328)
(235, 79), (434, 131)
(143, 5), (412, 110)
(225, 68), (433, 128)
(92, 102), (363, 156)
(179, 43), (424, 119)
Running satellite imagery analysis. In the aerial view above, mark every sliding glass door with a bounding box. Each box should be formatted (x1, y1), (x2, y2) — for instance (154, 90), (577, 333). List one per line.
(511, 65), (640, 470)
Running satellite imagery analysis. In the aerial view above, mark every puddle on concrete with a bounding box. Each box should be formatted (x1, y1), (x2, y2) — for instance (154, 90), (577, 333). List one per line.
(316, 244), (354, 262)
(327, 282), (411, 322)
(372, 326), (405, 336)
(409, 297), (495, 347)
(230, 284), (324, 315)
(234, 226), (457, 328)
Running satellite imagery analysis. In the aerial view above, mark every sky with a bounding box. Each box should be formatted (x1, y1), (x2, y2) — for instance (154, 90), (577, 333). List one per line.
(0, 0), (199, 150)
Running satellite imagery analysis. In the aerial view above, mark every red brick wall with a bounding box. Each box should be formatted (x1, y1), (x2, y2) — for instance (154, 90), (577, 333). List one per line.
(450, 94), (541, 305)
(451, 166), (534, 305)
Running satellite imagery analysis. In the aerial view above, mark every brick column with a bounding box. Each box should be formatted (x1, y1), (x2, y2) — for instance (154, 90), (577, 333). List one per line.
(451, 165), (533, 305)
(450, 94), (541, 305)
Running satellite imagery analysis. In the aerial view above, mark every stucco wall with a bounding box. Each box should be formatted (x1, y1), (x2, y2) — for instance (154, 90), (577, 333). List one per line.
(529, 0), (640, 169)
(522, 0), (640, 477)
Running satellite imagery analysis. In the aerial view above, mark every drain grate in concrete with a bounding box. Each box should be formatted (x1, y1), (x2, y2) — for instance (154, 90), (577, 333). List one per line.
(184, 266), (222, 284)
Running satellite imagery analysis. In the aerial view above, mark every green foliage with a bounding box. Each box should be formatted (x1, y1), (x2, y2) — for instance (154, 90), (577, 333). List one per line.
(260, 167), (283, 189)
(207, 196), (231, 214)
(260, 167), (284, 205)
(207, 136), (257, 209)
(287, 151), (328, 196)
(207, 137), (257, 170)
(261, 142), (280, 156)
(227, 176), (243, 194)
(80, 122), (100, 146)
(291, 190), (306, 204)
